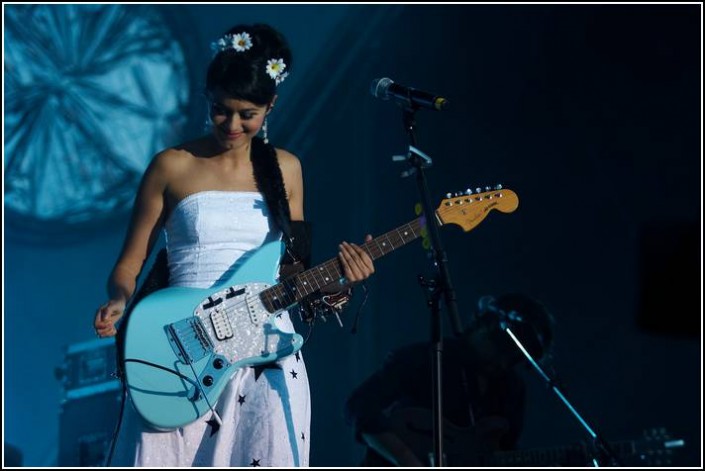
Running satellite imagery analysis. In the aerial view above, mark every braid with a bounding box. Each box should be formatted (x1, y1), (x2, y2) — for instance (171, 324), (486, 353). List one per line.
(250, 136), (291, 235)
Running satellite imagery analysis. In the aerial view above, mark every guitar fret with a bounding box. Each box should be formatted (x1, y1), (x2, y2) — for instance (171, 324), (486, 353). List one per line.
(298, 271), (315, 295)
(369, 238), (383, 258)
(281, 278), (299, 306)
(299, 274), (314, 297)
(325, 260), (342, 283)
(382, 234), (395, 251)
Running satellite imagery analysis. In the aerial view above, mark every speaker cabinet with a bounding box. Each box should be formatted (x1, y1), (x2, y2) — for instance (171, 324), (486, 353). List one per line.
(57, 338), (122, 466)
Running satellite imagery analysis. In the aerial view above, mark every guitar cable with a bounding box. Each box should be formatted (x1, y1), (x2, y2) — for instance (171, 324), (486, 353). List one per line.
(124, 358), (223, 421)
(350, 281), (369, 334)
(104, 373), (127, 467)
(104, 357), (222, 465)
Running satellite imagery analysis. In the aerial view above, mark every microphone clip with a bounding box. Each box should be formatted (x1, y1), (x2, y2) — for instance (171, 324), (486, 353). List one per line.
(392, 145), (433, 178)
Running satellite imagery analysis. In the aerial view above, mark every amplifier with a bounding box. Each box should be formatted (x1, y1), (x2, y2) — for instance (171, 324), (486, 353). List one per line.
(56, 338), (123, 466)
(55, 337), (119, 394)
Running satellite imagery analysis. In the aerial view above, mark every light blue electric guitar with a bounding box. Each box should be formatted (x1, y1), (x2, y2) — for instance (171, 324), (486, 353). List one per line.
(122, 187), (519, 430)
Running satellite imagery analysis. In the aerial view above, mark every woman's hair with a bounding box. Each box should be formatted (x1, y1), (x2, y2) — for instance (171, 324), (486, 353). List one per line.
(206, 23), (292, 106)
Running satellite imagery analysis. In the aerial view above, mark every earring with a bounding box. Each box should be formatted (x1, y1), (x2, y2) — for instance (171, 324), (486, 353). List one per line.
(262, 117), (269, 144)
(204, 102), (213, 132)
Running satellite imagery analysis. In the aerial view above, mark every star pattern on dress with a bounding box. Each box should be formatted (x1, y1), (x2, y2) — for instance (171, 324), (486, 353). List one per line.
(301, 432), (305, 441)
(206, 417), (221, 436)
(295, 351), (301, 362)
(276, 312), (283, 319)
(251, 363), (282, 381)
(290, 369), (298, 379)
(250, 458), (261, 467)
(238, 394), (246, 405)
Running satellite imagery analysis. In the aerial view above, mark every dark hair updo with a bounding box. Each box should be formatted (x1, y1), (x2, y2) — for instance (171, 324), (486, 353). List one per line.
(206, 23), (293, 106)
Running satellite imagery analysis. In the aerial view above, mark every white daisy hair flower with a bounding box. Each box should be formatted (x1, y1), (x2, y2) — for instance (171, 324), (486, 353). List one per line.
(265, 58), (287, 81)
(231, 32), (253, 52)
(210, 32), (252, 54)
(210, 32), (290, 86)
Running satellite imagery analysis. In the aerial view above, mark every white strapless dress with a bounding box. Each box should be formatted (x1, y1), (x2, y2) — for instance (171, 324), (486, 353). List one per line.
(111, 191), (311, 467)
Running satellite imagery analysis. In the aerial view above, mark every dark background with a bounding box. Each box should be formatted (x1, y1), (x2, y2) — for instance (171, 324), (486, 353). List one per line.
(4, 4), (701, 466)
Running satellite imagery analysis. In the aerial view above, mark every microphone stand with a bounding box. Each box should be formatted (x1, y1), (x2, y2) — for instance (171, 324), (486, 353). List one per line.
(497, 313), (622, 467)
(393, 106), (465, 467)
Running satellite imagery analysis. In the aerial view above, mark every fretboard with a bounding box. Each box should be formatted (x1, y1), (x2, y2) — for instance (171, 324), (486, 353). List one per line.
(260, 216), (427, 312)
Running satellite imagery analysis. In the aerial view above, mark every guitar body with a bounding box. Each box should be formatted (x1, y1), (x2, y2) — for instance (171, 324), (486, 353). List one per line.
(122, 240), (304, 430)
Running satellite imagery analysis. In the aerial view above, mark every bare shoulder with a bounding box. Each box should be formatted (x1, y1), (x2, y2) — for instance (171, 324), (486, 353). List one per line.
(150, 148), (183, 173)
(275, 147), (302, 177)
(148, 138), (206, 181)
(275, 147), (304, 218)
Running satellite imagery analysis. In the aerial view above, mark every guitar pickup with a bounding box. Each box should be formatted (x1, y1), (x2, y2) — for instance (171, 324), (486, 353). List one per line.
(210, 310), (234, 341)
(202, 296), (223, 309)
(225, 287), (246, 299)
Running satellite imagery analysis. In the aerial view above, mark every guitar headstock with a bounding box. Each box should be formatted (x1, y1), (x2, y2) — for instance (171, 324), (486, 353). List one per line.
(435, 185), (519, 232)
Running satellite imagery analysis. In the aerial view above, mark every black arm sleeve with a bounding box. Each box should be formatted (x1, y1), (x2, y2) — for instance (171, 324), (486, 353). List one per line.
(281, 220), (312, 269)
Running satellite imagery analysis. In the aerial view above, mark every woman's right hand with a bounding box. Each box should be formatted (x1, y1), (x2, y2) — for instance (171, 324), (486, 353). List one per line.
(94, 299), (126, 338)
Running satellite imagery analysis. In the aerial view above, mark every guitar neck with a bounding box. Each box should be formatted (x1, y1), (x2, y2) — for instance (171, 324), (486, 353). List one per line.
(261, 216), (428, 311)
(489, 440), (636, 467)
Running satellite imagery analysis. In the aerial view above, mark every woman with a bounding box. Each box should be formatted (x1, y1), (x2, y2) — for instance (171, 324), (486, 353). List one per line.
(94, 23), (374, 467)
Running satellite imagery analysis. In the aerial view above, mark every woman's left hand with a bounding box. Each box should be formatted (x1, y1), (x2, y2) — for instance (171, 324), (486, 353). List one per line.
(338, 234), (375, 284)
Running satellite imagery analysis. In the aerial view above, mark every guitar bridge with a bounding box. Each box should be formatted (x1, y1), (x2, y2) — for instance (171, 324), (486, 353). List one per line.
(167, 317), (213, 364)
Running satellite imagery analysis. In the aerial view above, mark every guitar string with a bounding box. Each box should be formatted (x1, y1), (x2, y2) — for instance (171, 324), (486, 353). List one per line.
(187, 191), (509, 345)
(213, 217), (426, 318)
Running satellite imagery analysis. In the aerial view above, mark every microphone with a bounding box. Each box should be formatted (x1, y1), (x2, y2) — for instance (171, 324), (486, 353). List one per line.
(370, 77), (448, 111)
(478, 295), (524, 323)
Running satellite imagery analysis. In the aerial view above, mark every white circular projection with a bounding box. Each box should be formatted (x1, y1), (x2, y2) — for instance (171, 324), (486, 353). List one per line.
(4, 5), (191, 238)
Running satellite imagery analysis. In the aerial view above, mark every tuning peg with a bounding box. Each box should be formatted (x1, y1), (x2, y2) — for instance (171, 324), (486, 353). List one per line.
(485, 186), (491, 191)
(475, 187), (481, 194)
(465, 188), (473, 195)
(446, 192), (452, 198)
(494, 184), (503, 190)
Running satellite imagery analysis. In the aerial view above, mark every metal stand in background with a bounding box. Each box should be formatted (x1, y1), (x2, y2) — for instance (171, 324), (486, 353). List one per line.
(492, 307), (622, 467)
(392, 107), (465, 467)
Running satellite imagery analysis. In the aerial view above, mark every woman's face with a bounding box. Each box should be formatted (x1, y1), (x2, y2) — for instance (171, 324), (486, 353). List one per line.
(208, 88), (270, 150)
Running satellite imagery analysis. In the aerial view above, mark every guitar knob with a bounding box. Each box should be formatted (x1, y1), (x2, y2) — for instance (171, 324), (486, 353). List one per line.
(213, 358), (224, 369)
(202, 375), (214, 387)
